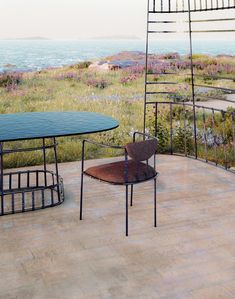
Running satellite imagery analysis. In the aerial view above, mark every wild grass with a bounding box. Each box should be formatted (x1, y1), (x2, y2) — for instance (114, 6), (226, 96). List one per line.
(0, 53), (234, 168)
(0, 64), (144, 168)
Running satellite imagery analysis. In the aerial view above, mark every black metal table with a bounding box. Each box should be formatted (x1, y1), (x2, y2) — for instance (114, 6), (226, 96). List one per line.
(0, 111), (119, 216)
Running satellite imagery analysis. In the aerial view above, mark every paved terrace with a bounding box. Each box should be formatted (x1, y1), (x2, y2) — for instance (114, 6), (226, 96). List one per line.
(0, 155), (235, 299)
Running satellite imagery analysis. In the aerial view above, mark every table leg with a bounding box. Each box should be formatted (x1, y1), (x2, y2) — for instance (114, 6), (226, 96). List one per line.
(42, 138), (48, 187)
(52, 137), (61, 202)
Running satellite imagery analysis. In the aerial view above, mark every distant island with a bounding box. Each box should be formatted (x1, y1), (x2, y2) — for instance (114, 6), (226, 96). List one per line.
(2, 37), (50, 40)
(90, 35), (141, 40)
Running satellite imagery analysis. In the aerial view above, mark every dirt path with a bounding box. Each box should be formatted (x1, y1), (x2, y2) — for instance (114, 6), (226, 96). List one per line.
(190, 94), (235, 111)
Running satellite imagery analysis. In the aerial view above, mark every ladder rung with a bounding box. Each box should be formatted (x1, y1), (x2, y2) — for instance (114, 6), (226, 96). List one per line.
(191, 18), (235, 23)
(148, 30), (177, 34)
(185, 29), (235, 33)
(148, 21), (177, 24)
(146, 72), (178, 76)
(194, 85), (235, 93)
(146, 92), (177, 95)
(146, 82), (177, 85)
(192, 74), (235, 81)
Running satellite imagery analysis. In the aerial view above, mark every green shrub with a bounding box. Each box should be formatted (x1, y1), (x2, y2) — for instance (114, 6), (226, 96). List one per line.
(172, 125), (194, 154)
(70, 61), (91, 69)
(0, 72), (22, 90)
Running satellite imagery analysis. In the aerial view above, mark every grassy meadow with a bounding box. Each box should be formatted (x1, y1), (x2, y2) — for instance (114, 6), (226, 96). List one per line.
(0, 52), (234, 168)
(0, 58), (144, 168)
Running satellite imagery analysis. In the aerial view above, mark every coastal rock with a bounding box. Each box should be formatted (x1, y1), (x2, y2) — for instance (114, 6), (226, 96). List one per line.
(89, 59), (142, 72)
(3, 63), (16, 68)
(88, 51), (183, 72)
(88, 62), (110, 72)
(88, 51), (147, 72)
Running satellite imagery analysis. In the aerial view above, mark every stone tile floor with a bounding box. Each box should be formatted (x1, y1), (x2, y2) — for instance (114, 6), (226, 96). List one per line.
(0, 155), (235, 299)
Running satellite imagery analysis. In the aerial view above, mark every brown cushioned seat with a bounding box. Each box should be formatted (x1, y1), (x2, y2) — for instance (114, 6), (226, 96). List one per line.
(84, 160), (157, 185)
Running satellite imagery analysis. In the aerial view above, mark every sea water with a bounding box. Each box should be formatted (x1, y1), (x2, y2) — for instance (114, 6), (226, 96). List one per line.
(0, 39), (234, 73)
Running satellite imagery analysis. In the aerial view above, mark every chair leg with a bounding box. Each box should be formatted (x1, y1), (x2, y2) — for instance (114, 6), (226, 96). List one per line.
(154, 178), (157, 227)
(130, 184), (133, 207)
(126, 185), (129, 236)
(80, 172), (84, 220)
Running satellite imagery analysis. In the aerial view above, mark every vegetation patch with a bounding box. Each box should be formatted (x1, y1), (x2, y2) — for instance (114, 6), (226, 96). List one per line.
(0, 52), (234, 168)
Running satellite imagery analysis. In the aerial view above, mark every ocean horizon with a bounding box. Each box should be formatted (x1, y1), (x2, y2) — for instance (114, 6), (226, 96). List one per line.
(0, 39), (234, 73)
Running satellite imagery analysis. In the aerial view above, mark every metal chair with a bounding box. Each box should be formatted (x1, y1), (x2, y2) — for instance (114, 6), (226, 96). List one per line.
(79, 132), (158, 236)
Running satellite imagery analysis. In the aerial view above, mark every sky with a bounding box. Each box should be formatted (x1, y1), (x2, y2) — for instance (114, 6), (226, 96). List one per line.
(0, 0), (233, 40)
(0, 0), (147, 39)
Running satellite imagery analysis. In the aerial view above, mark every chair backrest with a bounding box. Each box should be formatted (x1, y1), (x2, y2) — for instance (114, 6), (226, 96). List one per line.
(125, 139), (157, 162)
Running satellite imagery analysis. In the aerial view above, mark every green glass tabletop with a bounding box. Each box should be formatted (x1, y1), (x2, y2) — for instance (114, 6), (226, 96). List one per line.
(0, 112), (119, 142)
